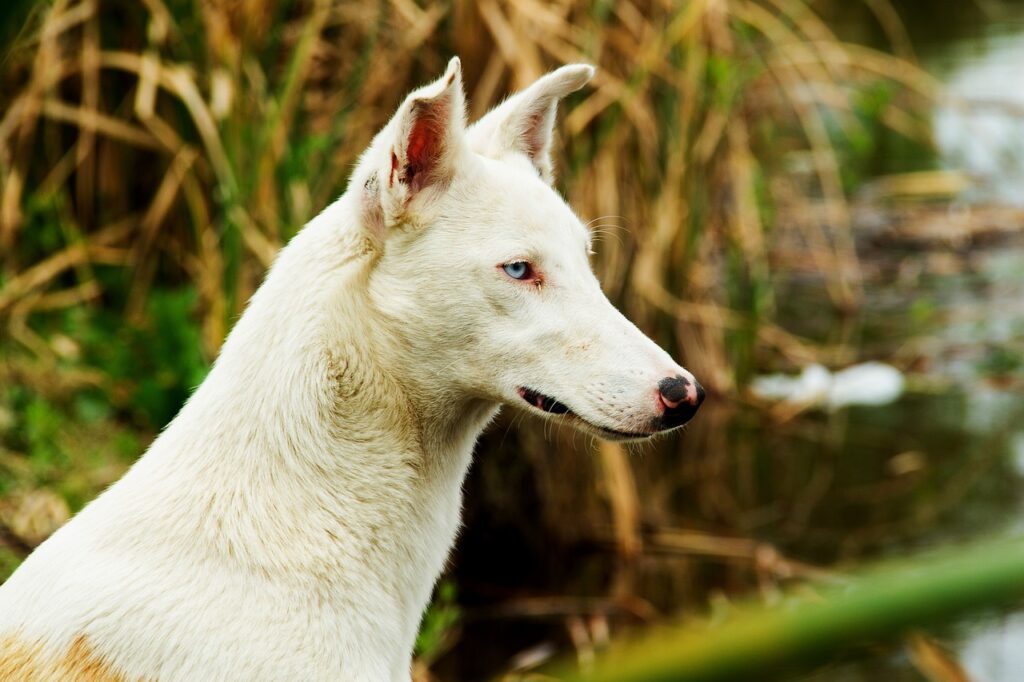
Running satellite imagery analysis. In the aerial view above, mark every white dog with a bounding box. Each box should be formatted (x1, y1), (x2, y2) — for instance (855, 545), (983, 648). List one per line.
(0, 58), (703, 681)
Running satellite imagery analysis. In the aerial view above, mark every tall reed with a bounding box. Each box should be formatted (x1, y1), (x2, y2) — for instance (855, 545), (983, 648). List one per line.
(0, 0), (940, 659)
(0, 0), (935, 377)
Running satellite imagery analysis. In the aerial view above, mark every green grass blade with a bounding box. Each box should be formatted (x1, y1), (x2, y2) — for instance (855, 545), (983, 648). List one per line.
(564, 536), (1024, 682)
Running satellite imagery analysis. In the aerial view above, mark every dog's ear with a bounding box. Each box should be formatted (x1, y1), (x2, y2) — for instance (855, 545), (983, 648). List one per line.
(368, 58), (467, 225)
(466, 64), (594, 184)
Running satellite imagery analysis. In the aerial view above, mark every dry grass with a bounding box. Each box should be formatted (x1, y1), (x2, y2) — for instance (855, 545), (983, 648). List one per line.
(0, 0), (936, 369)
(0, 0), (940, 648)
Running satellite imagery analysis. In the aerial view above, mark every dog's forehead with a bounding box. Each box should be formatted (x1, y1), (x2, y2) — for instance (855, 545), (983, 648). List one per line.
(468, 156), (590, 247)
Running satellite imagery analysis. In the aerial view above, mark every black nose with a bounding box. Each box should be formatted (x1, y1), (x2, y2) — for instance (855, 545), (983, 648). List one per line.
(658, 374), (705, 428)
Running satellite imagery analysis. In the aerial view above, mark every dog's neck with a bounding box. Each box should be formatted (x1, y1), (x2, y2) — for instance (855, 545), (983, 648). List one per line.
(117, 196), (497, 642)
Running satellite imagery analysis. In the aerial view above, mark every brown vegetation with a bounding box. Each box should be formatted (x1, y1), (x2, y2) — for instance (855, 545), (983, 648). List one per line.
(0, 1), (954, 677)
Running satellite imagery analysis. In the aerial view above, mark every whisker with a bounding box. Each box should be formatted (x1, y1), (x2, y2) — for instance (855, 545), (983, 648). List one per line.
(585, 214), (629, 228)
(589, 225), (626, 248)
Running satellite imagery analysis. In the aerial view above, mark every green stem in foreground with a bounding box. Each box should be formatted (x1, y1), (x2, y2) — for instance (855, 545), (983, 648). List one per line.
(563, 536), (1024, 682)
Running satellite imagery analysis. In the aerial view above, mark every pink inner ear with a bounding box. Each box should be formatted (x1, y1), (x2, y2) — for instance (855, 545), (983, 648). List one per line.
(522, 110), (547, 159)
(404, 102), (449, 186)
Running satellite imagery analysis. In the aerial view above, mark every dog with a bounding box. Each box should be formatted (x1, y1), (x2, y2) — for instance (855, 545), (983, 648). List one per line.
(0, 58), (703, 681)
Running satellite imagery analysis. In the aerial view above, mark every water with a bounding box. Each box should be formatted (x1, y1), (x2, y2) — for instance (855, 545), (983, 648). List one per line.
(768, 5), (1024, 672)
(929, 8), (1024, 206)
(434, 4), (1024, 679)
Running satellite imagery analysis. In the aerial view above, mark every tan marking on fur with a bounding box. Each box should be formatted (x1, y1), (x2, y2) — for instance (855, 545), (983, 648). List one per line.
(0, 633), (127, 681)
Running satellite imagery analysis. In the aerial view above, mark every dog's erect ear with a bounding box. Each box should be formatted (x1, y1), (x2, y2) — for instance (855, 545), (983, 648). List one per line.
(369, 57), (467, 224)
(466, 64), (594, 184)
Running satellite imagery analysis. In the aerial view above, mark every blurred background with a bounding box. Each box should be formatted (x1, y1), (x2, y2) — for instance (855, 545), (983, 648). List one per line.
(2, 0), (1024, 680)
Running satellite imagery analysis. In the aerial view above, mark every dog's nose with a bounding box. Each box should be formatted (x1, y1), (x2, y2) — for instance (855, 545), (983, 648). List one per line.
(658, 374), (705, 428)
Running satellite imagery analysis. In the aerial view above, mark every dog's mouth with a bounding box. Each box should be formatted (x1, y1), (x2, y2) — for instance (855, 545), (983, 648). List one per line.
(517, 387), (653, 441)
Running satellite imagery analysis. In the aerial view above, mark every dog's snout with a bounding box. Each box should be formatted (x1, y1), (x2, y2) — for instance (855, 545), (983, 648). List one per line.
(658, 374), (705, 428)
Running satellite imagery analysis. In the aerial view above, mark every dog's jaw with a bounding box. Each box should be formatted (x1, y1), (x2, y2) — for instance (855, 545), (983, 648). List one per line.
(516, 386), (663, 441)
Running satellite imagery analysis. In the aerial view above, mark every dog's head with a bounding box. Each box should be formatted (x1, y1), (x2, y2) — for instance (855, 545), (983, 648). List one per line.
(354, 58), (703, 441)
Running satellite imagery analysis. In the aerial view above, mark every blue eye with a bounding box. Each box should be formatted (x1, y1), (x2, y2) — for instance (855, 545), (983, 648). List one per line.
(503, 261), (532, 280)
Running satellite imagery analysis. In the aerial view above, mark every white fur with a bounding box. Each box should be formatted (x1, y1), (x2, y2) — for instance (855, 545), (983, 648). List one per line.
(0, 59), (700, 681)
